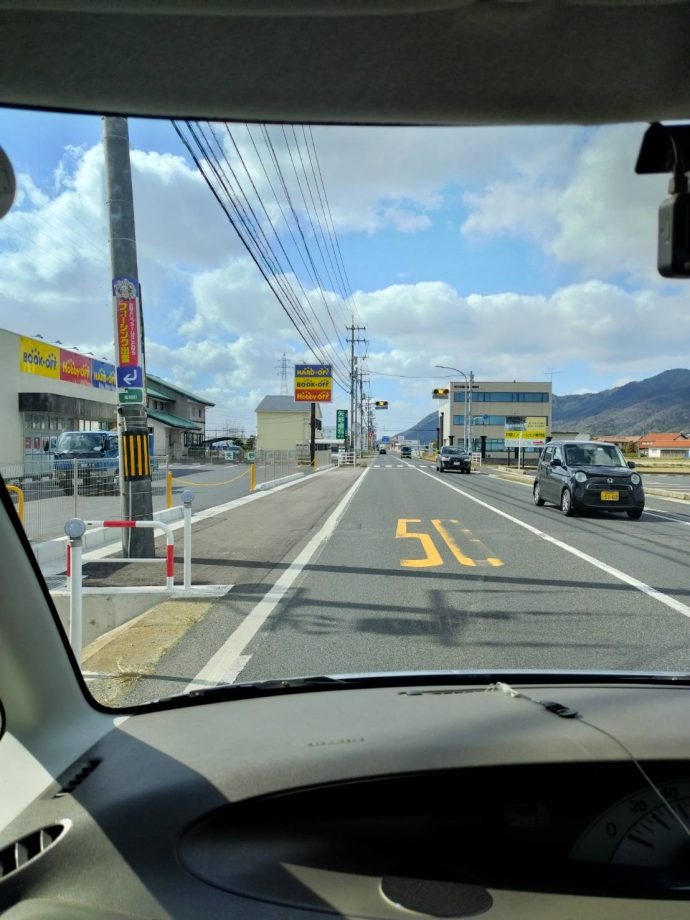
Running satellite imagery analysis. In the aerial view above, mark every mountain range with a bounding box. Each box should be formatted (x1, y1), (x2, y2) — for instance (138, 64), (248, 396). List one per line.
(396, 369), (690, 442)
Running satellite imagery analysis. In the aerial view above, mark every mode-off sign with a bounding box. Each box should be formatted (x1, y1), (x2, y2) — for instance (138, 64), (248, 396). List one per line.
(294, 364), (332, 402)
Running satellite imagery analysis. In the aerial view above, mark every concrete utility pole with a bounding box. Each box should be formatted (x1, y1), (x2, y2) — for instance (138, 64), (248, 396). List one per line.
(346, 320), (366, 459)
(103, 116), (154, 557)
(467, 370), (475, 454)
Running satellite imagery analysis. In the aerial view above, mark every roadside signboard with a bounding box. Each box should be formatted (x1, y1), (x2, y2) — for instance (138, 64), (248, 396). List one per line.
(117, 365), (143, 388)
(504, 429), (546, 447)
(113, 277), (141, 367)
(118, 387), (144, 405)
(505, 415), (547, 447)
(336, 409), (348, 438)
(294, 364), (332, 402)
(113, 276), (145, 405)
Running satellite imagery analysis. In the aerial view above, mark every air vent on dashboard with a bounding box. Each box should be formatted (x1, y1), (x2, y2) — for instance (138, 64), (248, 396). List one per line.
(0, 823), (67, 880)
(53, 757), (101, 796)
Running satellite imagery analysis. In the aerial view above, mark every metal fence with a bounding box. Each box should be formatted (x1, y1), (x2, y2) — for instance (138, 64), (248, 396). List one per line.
(252, 449), (310, 486)
(2, 457), (169, 545)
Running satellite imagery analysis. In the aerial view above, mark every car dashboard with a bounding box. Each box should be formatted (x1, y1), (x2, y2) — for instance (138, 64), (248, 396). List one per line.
(2, 682), (690, 919)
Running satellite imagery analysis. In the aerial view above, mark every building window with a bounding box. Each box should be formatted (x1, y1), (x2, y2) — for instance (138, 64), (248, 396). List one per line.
(184, 431), (203, 447)
(473, 391), (550, 403)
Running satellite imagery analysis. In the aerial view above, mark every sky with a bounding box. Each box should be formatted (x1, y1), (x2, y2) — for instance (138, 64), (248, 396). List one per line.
(1, 109), (687, 437)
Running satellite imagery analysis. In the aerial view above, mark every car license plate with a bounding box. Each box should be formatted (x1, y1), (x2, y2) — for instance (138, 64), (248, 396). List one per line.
(601, 491), (619, 501)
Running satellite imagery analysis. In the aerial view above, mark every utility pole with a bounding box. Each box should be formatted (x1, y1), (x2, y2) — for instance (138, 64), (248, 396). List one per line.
(467, 370), (474, 454)
(103, 116), (154, 558)
(346, 320), (366, 460)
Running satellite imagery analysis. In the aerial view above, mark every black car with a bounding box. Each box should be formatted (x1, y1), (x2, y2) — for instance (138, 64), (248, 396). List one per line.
(533, 440), (644, 519)
(436, 445), (471, 474)
(379, 447), (387, 454)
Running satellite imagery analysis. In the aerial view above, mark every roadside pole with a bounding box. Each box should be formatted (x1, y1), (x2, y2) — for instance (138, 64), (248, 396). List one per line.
(310, 402), (316, 466)
(103, 116), (154, 558)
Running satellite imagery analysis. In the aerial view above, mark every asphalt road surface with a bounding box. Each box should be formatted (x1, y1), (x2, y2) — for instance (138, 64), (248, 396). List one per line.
(107, 460), (690, 706)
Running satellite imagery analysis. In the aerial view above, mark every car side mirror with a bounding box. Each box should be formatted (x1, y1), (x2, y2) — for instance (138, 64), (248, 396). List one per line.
(627, 460), (636, 469)
(550, 458), (562, 467)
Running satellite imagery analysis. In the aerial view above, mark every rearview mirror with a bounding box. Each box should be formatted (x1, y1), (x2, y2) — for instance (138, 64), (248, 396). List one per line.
(627, 460), (636, 469)
(550, 458), (562, 468)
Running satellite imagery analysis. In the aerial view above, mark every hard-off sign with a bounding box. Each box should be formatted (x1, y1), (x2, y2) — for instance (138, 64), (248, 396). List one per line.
(294, 364), (332, 402)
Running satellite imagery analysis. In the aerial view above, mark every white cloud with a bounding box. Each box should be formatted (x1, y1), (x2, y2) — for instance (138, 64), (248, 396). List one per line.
(461, 124), (669, 283)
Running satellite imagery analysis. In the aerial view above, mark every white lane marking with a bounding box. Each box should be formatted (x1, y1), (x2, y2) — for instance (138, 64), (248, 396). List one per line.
(416, 467), (690, 621)
(644, 509), (690, 526)
(184, 467), (370, 692)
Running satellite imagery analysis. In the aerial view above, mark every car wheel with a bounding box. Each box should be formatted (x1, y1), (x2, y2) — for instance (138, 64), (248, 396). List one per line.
(560, 488), (575, 516)
(627, 508), (643, 520)
(533, 481), (545, 506)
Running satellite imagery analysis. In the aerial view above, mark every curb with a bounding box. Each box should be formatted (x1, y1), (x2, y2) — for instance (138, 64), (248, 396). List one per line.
(254, 471), (305, 491)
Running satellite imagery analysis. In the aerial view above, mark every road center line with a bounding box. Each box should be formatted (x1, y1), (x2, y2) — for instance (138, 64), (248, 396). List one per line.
(417, 468), (690, 621)
(184, 467), (370, 691)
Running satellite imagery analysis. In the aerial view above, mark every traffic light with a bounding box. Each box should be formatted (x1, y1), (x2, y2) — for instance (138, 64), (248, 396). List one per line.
(374, 400), (389, 409)
(432, 388), (449, 399)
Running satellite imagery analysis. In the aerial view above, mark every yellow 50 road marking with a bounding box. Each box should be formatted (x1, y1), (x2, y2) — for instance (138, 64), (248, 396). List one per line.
(433, 519), (503, 567)
(431, 519), (475, 566)
(396, 518), (504, 568)
(396, 519), (443, 567)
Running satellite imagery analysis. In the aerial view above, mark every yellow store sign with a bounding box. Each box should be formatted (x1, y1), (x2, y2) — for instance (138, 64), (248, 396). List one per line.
(505, 429), (546, 440)
(19, 336), (60, 379)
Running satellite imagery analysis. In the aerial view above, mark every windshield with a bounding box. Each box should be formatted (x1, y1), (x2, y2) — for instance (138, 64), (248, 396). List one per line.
(56, 433), (107, 453)
(564, 445), (627, 468)
(1, 111), (687, 709)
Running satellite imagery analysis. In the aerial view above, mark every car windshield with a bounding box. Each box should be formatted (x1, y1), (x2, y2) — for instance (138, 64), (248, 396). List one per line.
(0, 111), (687, 709)
(565, 445), (627, 468)
(56, 433), (106, 452)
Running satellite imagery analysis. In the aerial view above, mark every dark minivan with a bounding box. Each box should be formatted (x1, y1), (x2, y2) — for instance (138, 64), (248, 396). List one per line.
(533, 440), (644, 519)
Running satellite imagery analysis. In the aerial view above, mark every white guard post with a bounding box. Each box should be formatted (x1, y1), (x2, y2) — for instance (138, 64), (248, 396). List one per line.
(182, 489), (193, 590)
(64, 517), (87, 656)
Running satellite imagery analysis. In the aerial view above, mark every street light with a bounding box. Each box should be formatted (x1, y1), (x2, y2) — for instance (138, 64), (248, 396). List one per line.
(434, 365), (474, 451)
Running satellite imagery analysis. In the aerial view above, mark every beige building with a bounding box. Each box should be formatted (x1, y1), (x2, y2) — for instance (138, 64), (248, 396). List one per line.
(256, 395), (323, 452)
(439, 379), (552, 457)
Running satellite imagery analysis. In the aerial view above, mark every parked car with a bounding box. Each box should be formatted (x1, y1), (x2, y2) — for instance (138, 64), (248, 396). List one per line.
(53, 430), (120, 496)
(400, 445), (412, 458)
(436, 445), (471, 474)
(533, 440), (645, 519)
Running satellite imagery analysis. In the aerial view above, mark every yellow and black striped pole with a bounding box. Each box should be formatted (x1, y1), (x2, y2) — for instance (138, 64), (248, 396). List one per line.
(122, 432), (151, 479)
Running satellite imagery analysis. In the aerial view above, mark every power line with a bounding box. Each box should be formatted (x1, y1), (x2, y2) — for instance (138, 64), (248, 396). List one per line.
(172, 120), (351, 392)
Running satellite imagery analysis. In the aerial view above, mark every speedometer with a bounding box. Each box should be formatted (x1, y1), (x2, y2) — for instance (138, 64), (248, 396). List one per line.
(571, 779), (690, 869)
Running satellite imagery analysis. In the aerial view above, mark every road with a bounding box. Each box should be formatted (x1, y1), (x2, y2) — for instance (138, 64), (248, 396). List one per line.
(103, 459), (690, 706)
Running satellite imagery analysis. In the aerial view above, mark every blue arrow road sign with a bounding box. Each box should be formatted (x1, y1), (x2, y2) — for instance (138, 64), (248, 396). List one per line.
(117, 365), (143, 388)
